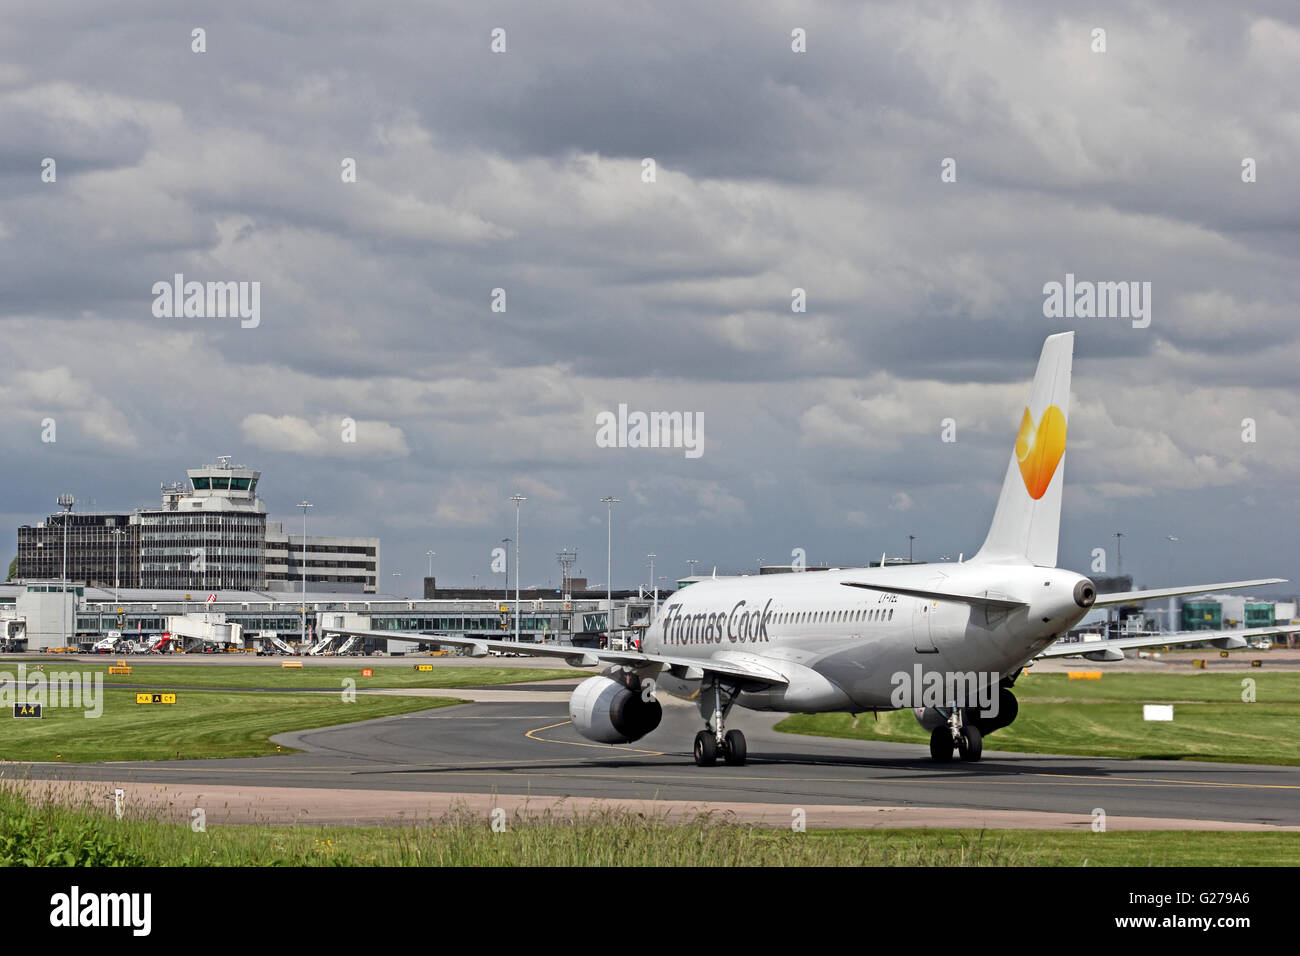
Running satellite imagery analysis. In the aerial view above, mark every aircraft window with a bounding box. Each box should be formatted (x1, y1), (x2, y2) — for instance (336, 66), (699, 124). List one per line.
(888, 609), (894, 620)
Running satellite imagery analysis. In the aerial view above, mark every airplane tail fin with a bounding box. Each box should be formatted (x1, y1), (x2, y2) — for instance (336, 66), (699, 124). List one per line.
(971, 331), (1073, 568)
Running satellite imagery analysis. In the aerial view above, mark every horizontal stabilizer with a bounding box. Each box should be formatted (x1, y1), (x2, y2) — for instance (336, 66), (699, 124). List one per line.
(1037, 624), (1296, 659)
(841, 581), (1027, 610)
(1095, 578), (1287, 606)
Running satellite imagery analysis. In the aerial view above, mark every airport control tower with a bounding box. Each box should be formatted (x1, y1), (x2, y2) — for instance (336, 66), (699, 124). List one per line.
(141, 457), (268, 590)
(170, 457), (265, 514)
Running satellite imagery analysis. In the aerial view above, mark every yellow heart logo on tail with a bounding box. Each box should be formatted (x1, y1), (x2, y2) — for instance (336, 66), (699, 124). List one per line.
(1015, 404), (1067, 500)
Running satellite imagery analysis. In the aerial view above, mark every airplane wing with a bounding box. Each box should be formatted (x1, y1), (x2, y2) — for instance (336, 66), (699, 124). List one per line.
(1037, 625), (1296, 660)
(320, 628), (789, 686)
(1093, 578), (1286, 606)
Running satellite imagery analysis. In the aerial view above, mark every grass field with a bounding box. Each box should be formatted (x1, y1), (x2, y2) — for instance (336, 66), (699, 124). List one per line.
(0, 660), (577, 690)
(0, 790), (1294, 866)
(776, 672), (1300, 765)
(0, 689), (461, 762)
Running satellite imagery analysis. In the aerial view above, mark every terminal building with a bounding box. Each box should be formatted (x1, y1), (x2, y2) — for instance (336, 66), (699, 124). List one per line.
(13, 458), (379, 594)
(0, 582), (659, 653)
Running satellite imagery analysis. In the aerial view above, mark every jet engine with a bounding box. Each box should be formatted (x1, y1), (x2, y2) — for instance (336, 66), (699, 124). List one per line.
(569, 674), (663, 744)
(913, 706), (948, 732)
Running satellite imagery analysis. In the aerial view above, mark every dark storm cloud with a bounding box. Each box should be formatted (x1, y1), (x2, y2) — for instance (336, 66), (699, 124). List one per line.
(0, 1), (1297, 591)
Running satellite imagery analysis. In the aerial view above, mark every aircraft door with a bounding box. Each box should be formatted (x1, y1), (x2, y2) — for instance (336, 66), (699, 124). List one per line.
(912, 596), (938, 653)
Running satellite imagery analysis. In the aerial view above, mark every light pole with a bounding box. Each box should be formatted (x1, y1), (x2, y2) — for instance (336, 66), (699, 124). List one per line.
(510, 495), (526, 643)
(57, 494), (74, 647)
(1114, 531), (1125, 577)
(647, 554), (656, 589)
(601, 497), (619, 646)
(426, 550), (436, 578)
(686, 558), (698, 579)
(112, 528), (126, 603)
(391, 571), (402, 597)
(908, 534), (915, 563)
(1165, 535), (1179, 633)
(502, 538), (511, 603)
(297, 500), (312, 645)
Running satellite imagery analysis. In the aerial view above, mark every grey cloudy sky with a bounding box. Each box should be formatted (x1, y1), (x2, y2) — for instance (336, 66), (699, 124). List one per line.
(2, 1), (1298, 594)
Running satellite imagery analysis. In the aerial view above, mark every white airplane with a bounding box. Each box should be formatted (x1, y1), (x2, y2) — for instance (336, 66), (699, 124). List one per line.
(327, 332), (1291, 764)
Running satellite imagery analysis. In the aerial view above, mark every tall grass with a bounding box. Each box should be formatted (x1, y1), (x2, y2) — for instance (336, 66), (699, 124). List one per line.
(1, 785), (1294, 866)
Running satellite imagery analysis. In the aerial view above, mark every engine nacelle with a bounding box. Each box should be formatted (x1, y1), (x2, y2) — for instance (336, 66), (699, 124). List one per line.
(569, 675), (663, 744)
(913, 706), (947, 732)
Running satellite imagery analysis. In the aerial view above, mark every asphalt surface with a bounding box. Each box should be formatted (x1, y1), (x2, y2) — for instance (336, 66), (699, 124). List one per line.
(9, 690), (1300, 828)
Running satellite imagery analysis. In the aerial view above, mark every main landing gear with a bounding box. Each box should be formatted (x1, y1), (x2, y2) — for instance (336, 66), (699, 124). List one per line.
(693, 679), (746, 766)
(929, 708), (983, 763)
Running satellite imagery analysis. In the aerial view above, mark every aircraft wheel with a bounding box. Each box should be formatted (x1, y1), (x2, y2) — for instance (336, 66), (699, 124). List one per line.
(929, 726), (955, 762)
(723, 729), (747, 766)
(694, 730), (718, 767)
(958, 724), (983, 762)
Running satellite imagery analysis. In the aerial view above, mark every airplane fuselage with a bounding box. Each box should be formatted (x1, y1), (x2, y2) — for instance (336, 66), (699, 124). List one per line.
(643, 562), (1094, 713)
